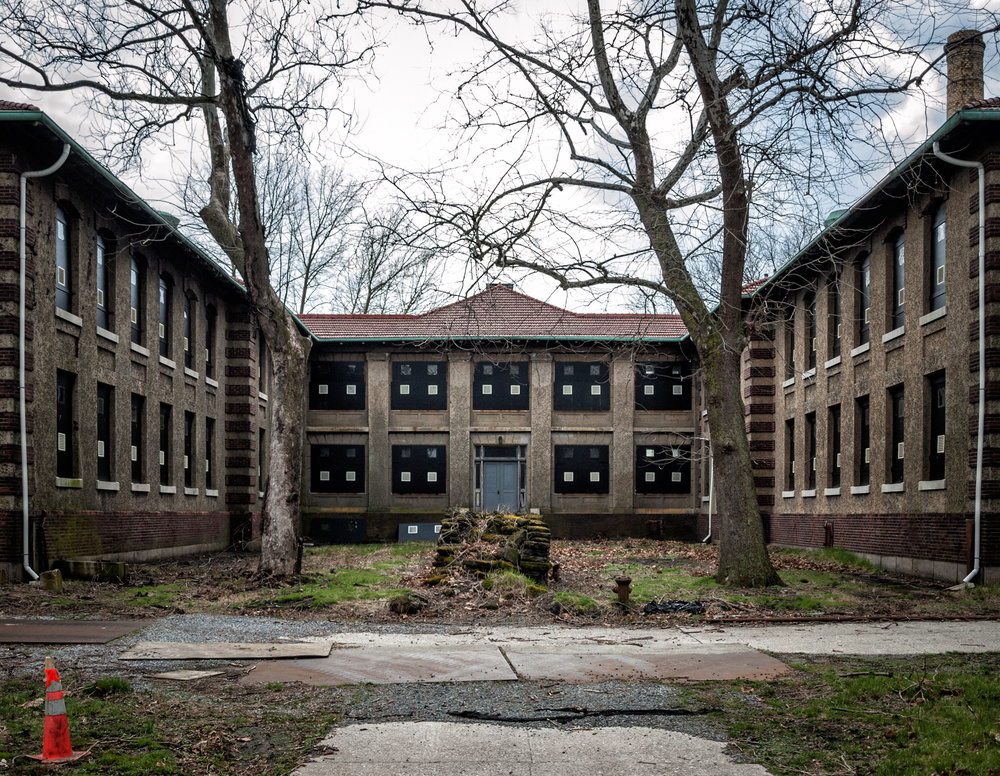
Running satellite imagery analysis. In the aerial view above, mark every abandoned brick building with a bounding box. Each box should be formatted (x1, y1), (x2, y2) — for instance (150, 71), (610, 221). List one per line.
(2, 30), (1000, 585)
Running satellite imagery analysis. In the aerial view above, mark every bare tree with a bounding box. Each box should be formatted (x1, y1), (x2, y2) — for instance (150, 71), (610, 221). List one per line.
(0, 0), (370, 576)
(358, 0), (997, 585)
(332, 206), (446, 314)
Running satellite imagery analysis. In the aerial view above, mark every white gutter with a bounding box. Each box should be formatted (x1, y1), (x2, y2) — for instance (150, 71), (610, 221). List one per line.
(932, 141), (984, 586)
(20, 143), (70, 581)
(702, 450), (714, 543)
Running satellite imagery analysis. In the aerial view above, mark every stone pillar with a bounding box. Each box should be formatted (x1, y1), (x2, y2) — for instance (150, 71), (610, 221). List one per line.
(0, 151), (34, 578)
(366, 351), (390, 510)
(448, 351), (472, 507)
(529, 353), (553, 511)
(223, 311), (257, 545)
(743, 327), (778, 524)
(611, 352), (634, 513)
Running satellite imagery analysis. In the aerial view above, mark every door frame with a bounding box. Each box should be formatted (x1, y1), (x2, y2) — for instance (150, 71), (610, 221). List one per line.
(474, 444), (527, 512)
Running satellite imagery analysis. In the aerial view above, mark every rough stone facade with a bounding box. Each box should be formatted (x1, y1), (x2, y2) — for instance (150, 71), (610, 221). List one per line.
(0, 109), (267, 580)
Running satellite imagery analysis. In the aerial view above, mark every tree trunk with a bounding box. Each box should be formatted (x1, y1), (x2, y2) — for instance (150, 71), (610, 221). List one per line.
(257, 304), (311, 577)
(702, 338), (783, 587)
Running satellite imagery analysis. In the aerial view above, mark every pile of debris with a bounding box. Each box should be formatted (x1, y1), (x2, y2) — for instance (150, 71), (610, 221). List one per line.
(430, 511), (552, 584)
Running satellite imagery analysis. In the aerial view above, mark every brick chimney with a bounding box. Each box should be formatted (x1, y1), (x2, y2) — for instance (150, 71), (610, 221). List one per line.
(945, 29), (985, 115)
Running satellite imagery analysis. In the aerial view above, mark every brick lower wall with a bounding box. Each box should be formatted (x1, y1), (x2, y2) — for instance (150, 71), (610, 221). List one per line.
(766, 512), (991, 565)
(37, 511), (231, 562)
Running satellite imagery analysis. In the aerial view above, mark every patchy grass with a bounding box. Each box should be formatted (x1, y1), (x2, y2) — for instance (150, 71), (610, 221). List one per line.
(0, 674), (345, 776)
(551, 591), (602, 616)
(689, 653), (1000, 776)
(265, 569), (413, 608)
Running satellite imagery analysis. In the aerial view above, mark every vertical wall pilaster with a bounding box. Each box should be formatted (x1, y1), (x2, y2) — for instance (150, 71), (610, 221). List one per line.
(611, 352), (634, 513)
(448, 351), (472, 507)
(529, 352), (553, 512)
(366, 351), (390, 510)
(223, 310), (257, 545)
(743, 327), (778, 520)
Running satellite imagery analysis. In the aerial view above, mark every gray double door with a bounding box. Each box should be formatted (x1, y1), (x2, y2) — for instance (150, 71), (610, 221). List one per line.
(483, 461), (519, 512)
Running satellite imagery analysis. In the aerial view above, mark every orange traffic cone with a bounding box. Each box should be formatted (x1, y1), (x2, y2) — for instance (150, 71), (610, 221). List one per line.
(27, 657), (90, 764)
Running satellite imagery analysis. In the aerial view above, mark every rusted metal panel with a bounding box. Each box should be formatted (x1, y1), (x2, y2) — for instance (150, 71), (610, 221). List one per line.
(0, 619), (146, 644)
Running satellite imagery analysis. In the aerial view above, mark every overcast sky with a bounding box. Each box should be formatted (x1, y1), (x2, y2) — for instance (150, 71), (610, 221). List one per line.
(3, 1), (1000, 313)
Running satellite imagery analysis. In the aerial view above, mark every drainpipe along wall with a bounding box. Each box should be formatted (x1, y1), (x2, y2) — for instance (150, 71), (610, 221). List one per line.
(932, 141), (984, 586)
(20, 142), (70, 581)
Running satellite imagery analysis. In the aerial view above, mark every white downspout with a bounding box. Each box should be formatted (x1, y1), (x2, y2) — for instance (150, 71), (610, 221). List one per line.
(932, 141), (984, 586)
(20, 143), (70, 581)
(702, 451), (714, 543)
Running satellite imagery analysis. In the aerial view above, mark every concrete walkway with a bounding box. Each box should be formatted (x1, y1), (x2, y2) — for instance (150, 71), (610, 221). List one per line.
(288, 620), (1000, 776)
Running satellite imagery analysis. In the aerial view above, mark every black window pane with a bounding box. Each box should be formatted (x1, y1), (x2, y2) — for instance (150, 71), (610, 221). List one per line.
(554, 445), (609, 494)
(391, 445), (446, 494)
(635, 445), (691, 494)
(311, 444), (366, 493)
(310, 362), (366, 411)
(392, 362), (447, 410)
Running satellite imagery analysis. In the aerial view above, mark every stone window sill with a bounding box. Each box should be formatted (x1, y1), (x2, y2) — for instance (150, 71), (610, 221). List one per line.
(205, 489), (219, 498)
(802, 368), (817, 380)
(850, 484), (870, 495)
(131, 342), (150, 358)
(801, 488), (816, 498)
(851, 342), (870, 358)
(824, 487), (841, 496)
(97, 326), (119, 344)
(56, 477), (83, 489)
(781, 490), (795, 499)
(159, 356), (176, 370)
(259, 392), (269, 402)
(184, 367), (199, 379)
(782, 377), (795, 389)
(918, 479), (946, 491)
(825, 356), (841, 370)
(55, 308), (82, 327)
(184, 487), (199, 496)
(882, 326), (905, 344)
(96, 480), (120, 492)
(881, 482), (905, 493)
(159, 485), (177, 494)
(131, 483), (151, 493)
(920, 307), (946, 327)
(206, 377), (219, 388)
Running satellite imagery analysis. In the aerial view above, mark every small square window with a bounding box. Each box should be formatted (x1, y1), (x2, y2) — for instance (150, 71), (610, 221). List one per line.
(672, 385), (683, 395)
(562, 385), (573, 395)
(400, 471), (411, 482)
(427, 472), (438, 482)
(401, 364), (412, 376)
(671, 472), (682, 482)
(646, 448), (655, 457)
(644, 385), (654, 395)
(346, 384), (357, 395)
(347, 364), (360, 375)
(590, 365), (601, 376)
(401, 448), (411, 458)
(562, 448), (574, 458)
(510, 365), (520, 376)
(319, 447), (331, 458)
(400, 384), (410, 395)
(428, 385), (438, 395)
(590, 471), (600, 482)
(672, 365), (681, 375)
(672, 448), (680, 458)
(645, 472), (656, 482)
(345, 471), (356, 482)
(644, 365), (655, 375)
(434, 524), (441, 533)
(427, 364), (438, 375)
(427, 448), (438, 458)
(346, 448), (357, 458)
(317, 384), (329, 395)
(563, 471), (574, 482)
(408, 525), (419, 534)
(482, 384), (493, 395)
(563, 365), (574, 376)
(591, 385), (601, 395)
(483, 364), (493, 375)
(320, 471), (330, 481)
(510, 385), (521, 395)
(590, 447), (600, 458)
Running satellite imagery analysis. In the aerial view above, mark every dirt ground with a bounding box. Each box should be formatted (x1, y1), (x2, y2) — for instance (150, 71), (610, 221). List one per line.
(2, 539), (992, 625)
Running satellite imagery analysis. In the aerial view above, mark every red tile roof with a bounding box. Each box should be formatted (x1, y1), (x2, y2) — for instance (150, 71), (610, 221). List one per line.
(742, 276), (769, 295)
(0, 100), (39, 111)
(964, 97), (1000, 110)
(299, 285), (687, 342)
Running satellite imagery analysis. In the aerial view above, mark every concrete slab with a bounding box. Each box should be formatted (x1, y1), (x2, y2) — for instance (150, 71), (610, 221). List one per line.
(505, 646), (790, 682)
(0, 619), (146, 644)
(293, 721), (772, 775)
(120, 641), (334, 660)
(680, 621), (1000, 655)
(151, 670), (225, 681)
(242, 647), (517, 686)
